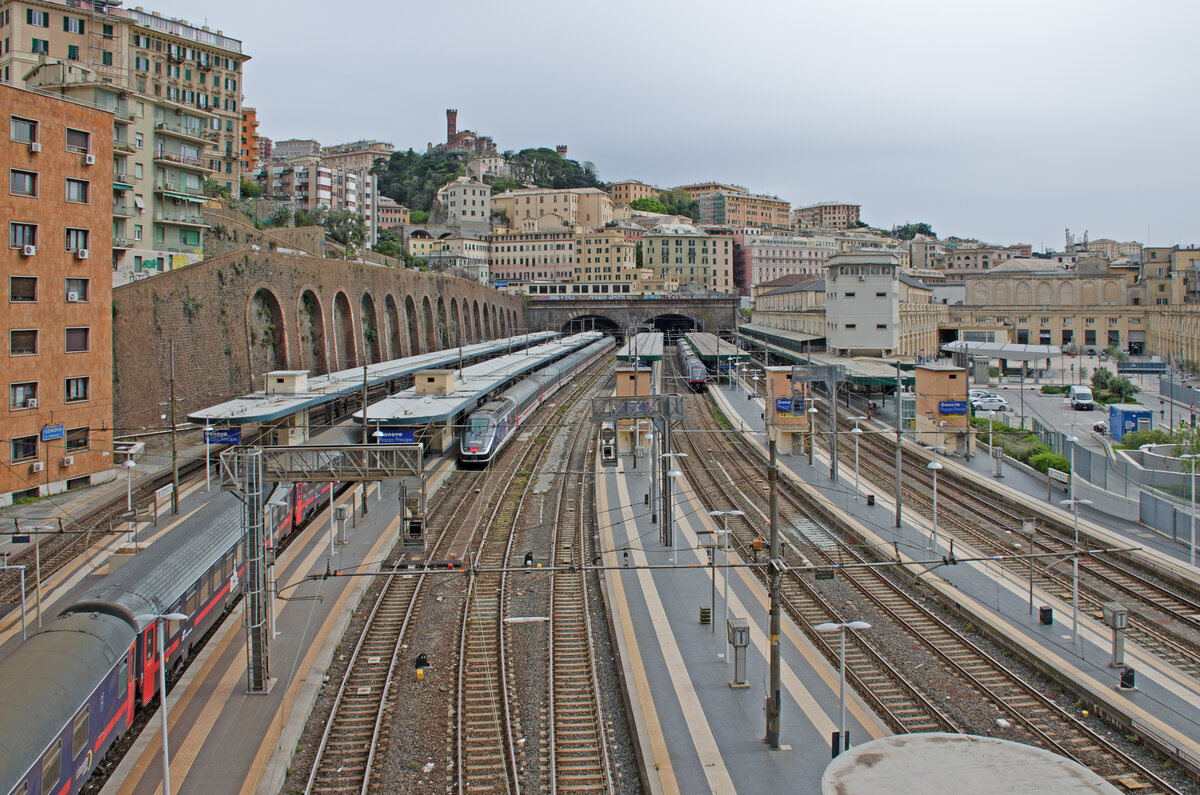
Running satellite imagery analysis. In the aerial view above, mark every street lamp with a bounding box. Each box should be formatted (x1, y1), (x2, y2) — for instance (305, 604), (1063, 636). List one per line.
(926, 460), (943, 553)
(663, 455), (686, 563)
(708, 509), (744, 664)
(203, 425), (214, 492)
(124, 458), (137, 511)
(1183, 454), (1199, 567)
(1060, 435), (1092, 650)
(751, 373), (760, 401)
(849, 417), (866, 498)
(134, 610), (189, 795)
(815, 620), (871, 756)
(808, 404), (819, 466)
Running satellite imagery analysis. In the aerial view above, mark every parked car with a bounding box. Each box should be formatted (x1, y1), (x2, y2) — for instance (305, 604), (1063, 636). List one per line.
(1093, 420), (1108, 434)
(1069, 385), (1095, 411)
(972, 396), (1009, 412)
(968, 388), (991, 401)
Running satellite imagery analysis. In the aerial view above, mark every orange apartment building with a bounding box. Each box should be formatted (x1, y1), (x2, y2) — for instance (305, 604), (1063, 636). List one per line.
(608, 179), (660, 206)
(697, 190), (791, 229)
(239, 105), (259, 174)
(793, 201), (861, 230)
(3, 83), (114, 504)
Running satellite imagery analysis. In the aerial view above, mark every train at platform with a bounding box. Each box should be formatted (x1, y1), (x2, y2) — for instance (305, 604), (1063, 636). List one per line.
(676, 342), (708, 392)
(0, 480), (331, 795)
(460, 337), (615, 466)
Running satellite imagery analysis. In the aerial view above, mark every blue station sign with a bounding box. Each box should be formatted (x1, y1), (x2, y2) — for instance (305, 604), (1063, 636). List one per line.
(376, 430), (416, 444)
(204, 428), (241, 445)
(40, 425), (64, 442)
(939, 400), (967, 416)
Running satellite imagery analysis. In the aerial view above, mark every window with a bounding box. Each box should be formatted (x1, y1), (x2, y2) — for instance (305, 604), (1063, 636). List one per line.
(10, 382), (36, 409)
(10, 169), (36, 196)
(71, 705), (89, 758)
(65, 327), (89, 352)
(41, 739), (61, 793)
(135, 132), (143, 149)
(67, 44), (79, 60)
(65, 427), (89, 452)
(117, 656), (128, 699)
(65, 228), (89, 251)
(26, 9), (48, 27)
(64, 16), (84, 34)
(31, 38), (49, 55)
(65, 278), (88, 300)
(65, 178), (89, 203)
(134, 163), (143, 179)
(65, 128), (89, 153)
(65, 376), (89, 402)
(10, 276), (36, 302)
(103, 23), (113, 39)
(135, 55), (149, 71)
(877, 323), (888, 329)
(10, 116), (36, 143)
(10, 329), (36, 355)
(845, 323), (857, 329)
(101, 50), (112, 66)
(12, 435), (37, 462)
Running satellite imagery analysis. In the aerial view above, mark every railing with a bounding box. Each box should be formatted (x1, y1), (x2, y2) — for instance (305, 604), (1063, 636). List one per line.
(112, 238), (130, 249)
(113, 141), (136, 154)
(154, 211), (207, 226)
(153, 181), (206, 196)
(155, 121), (216, 141)
(112, 201), (135, 217)
(153, 150), (207, 169)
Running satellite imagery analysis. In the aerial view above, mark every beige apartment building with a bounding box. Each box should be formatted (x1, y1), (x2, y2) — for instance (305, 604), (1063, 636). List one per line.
(697, 190), (791, 229)
(489, 227), (578, 285)
(574, 230), (636, 283)
(673, 181), (745, 198)
(426, 236), (489, 283)
(273, 138), (320, 160)
(608, 179), (660, 206)
(436, 176), (491, 227)
(321, 139), (394, 174)
(491, 187), (614, 230)
(642, 224), (734, 294)
(2, 82), (115, 504)
(1, 0), (248, 195)
(792, 201), (860, 230)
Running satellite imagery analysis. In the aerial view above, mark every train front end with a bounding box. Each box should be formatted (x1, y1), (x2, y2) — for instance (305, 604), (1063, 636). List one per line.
(460, 412), (498, 466)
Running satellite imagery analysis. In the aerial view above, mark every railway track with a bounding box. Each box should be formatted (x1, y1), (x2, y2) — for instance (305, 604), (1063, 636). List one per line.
(843, 422), (1200, 678)
(671, 353), (1182, 794)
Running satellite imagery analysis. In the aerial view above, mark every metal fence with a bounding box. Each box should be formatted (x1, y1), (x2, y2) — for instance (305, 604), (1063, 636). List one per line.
(1140, 491), (1198, 543)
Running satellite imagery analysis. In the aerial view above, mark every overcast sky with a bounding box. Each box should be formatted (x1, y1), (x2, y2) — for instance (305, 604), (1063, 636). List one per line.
(155, 0), (1199, 248)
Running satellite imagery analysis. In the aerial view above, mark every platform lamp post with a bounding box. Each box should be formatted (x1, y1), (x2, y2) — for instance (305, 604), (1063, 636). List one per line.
(708, 509), (744, 663)
(1060, 435), (1092, 650)
(662, 454), (687, 563)
(124, 458), (137, 511)
(808, 404), (819, 466)
(926, 460), (943, 554)
(134, 609), (189, 795)
(203, 425), (214, 492)
(849, 417), (866, 498)
(1181, 454), (1199, 567)
(751, 373), (760, 401)
(815, 620), (871, 756)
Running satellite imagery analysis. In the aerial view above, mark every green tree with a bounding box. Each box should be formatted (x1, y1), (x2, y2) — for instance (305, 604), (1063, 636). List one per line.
(890, 222), (935, 240)
(239, 179), (262, 199)
(507, 147), (603, 189)
(371, 148), (467, 212)
(294, 207), (326, 228)
(373, 239), (401, 258)
(202, 177), (231, 200)
(409, 209), (430, 224)
(269, 206), (291, 228)
(629, 197), (669, 214)
(324, 209), (367, 248)
(657, 188), (699, 220)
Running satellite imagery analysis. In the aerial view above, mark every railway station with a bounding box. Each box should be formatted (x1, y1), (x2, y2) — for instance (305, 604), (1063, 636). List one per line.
(616, 331), (664, 365)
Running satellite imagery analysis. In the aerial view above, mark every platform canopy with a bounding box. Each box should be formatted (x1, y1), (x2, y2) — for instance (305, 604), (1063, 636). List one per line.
(616, 332), (663, 362)
(941, 340), (1062, 362)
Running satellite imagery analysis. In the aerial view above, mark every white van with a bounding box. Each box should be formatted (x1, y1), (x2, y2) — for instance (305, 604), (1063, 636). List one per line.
(1069, 385), (1094, 411)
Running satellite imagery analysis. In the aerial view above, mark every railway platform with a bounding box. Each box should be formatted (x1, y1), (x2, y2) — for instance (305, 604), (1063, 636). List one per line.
(707, 378), (1200, 778)
(597, 450), (890, 793)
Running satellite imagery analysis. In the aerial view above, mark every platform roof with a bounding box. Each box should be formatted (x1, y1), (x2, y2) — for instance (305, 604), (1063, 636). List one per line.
(942, 340), (1062, 362)
(737, 323), (822, 347)
(187, 332), (560, 425)
(616, 332), (664, 362)
(357, 332), (605, 426)
(803, 353), (917, 387)
(683, 332), (752, 363)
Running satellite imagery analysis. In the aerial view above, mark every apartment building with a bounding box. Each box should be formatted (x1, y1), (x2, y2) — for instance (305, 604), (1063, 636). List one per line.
(27, 61), (214, 284)
(793, 201), (861, 230)
(574, 230), (637, 284)
(673, 181), (745, 199)
(239, 105), (259, 174)
(321, 139), (394, 174)
(737, 231), (836, 290)
(273, 138), (321, 160)
(697, 190), (791, 229)
(377, 196), (409, 229)
(426, 236), (489, 283)
(608, 179), (660, 206)
(489, 228), (577, 285)
(3, 83), (114, 504)
(436, 176), (491, 227)
(642, 224), (734, 294)
(908, 234), (946, 271)
(260, 158), (373, 228)
(491, 187), (614, 230)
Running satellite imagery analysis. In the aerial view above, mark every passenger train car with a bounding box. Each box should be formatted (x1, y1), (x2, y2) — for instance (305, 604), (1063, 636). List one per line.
(0, 480), (330, 795)
(676, 343), (708, 391)
(460, 337), (615, 466)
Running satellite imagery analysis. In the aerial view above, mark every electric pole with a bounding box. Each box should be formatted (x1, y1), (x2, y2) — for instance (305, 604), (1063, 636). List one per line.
(766, 431), (781, 748)
(169, 340), (179, 515)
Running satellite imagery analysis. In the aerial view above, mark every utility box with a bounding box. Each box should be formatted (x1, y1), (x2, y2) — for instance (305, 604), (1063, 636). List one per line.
(1108, 404), (1152, 444)
(415, 370), (456, 395)
(266, 370), (309, 395)
(727, 617), (750, 688)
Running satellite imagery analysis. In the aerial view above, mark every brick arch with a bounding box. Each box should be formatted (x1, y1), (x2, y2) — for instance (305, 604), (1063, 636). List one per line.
(404, 295), (420, 355)
(297, 287), (328, 375)
(421, 295), (435, 350)
(437, 296), (449, 348)
(450, 298), (461, 346)
(472, 299), (482, 340)
(247, 286), (289, 389)
(361, 292), (381, 364)
(483, 303), (493, 338)
(332, 290), (357, 370)
(384, 294), (402, 360)
(498, 304), (508, 336)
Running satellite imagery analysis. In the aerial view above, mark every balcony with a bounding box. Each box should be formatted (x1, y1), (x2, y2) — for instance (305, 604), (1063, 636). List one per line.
(154, 210), (208, 227)
(113, 200), (136, 217)
(152, 150), (212, 172)
(113, 237), (131, 249)
(114, 140), (136, 154)
(155, 121), (216, 144)
(153, 181), (208, 200)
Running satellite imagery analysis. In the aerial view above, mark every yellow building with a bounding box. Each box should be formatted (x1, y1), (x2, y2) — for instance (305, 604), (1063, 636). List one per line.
(673, 181), (746, 198)
(491, 187), (614, 230)
(642, 224), (734, 294)
(608, 179), (660, 206)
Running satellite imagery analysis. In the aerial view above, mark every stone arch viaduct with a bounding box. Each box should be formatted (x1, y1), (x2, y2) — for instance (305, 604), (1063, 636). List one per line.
(112, 250), (522, 431)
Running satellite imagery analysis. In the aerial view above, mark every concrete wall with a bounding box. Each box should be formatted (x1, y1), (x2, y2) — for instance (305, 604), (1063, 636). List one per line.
(112, 250), (522, 431)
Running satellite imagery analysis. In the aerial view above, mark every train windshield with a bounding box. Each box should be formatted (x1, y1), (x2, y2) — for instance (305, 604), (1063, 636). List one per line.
(464, 416), (493, 445)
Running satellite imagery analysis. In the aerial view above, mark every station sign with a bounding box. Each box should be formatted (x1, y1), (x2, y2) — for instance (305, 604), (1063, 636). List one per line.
(10, 535), (30, 544)
(939, 401), (967, 416)
(775, 398), (793, 417)
(376, 430), (416, 444)
(40, 424), (64, 442)
(205, 428), (241, 445)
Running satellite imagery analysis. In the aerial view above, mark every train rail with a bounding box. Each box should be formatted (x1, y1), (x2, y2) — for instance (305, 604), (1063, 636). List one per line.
(670, 352), (1182, 794)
